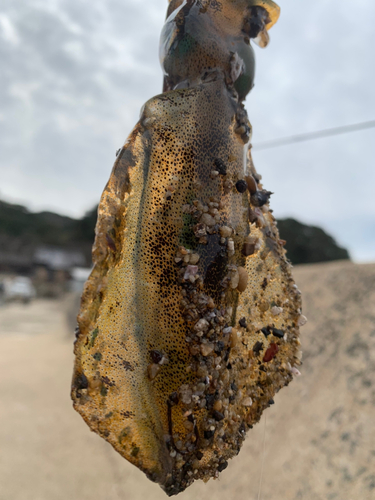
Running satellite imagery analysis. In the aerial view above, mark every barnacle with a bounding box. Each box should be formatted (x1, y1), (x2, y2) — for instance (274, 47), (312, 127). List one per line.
(72, 0), (303, 496)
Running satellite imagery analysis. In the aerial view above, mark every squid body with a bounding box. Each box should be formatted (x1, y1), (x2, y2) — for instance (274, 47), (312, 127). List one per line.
(72, 0), (304, 495)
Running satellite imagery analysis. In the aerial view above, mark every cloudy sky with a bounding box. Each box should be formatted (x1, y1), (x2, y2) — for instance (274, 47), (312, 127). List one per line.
(1, 0), (374, 262)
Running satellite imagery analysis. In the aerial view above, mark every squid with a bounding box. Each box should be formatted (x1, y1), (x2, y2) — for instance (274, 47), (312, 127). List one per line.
(72, 0), (304, 496)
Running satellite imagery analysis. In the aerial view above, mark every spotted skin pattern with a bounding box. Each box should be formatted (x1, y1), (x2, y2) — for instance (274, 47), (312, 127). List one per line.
(72, 1), (303, 496)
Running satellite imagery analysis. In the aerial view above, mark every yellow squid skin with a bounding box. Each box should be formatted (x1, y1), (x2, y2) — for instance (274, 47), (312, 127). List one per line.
(72, 0), (303, 496)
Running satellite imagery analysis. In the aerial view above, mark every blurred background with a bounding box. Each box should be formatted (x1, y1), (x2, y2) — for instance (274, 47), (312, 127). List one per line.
(0, 1), (374, 499)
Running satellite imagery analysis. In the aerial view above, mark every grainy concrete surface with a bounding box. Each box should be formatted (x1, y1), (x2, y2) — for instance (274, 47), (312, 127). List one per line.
(0, 261), (374, 500)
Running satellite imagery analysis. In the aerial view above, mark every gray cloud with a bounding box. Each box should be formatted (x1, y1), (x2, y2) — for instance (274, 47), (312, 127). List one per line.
(249, 0), (375, 262)
(0, 0), (374, 261)
(0, 0), (165, 211)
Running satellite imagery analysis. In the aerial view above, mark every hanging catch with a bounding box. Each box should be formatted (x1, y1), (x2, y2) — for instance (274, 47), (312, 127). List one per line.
(72, 0), (303, 496)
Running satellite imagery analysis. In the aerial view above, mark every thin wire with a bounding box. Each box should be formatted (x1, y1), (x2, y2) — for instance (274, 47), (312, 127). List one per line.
(253, 119), (375, 151)
(257, 413), (267, 500)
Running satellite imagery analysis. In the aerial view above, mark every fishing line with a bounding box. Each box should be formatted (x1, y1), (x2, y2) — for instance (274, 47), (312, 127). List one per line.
(253, 119), (375, 150)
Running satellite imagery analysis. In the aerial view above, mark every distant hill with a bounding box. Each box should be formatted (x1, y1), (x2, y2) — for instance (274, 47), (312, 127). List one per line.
(277, 218), (350, 264)
(0, 200), (78, 246)
(0, 200), (349, 266)
(0, 201), (96, 268)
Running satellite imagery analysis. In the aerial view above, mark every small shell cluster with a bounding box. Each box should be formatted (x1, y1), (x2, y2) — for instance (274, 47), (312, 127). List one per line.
(162, 165), (303, 487)
(181, 198), (223, 246)
(172, 237), (250, 477)
(148, 350), (169, 381)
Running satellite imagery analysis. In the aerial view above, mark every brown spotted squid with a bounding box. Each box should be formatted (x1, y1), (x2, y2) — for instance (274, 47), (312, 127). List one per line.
(72, 0), (304, 495)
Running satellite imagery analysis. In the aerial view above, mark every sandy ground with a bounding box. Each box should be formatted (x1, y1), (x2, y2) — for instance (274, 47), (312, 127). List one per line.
(0, 261), (374, 500)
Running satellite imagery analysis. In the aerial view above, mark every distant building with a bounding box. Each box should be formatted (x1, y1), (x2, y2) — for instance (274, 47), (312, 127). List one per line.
(34, 247), (86, 271)
(0, 246), (86, 274)
(0, 245), (87, 297)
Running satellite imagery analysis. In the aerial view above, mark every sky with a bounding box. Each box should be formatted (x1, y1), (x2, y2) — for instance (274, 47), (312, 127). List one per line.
(0, 0), (374, 262)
